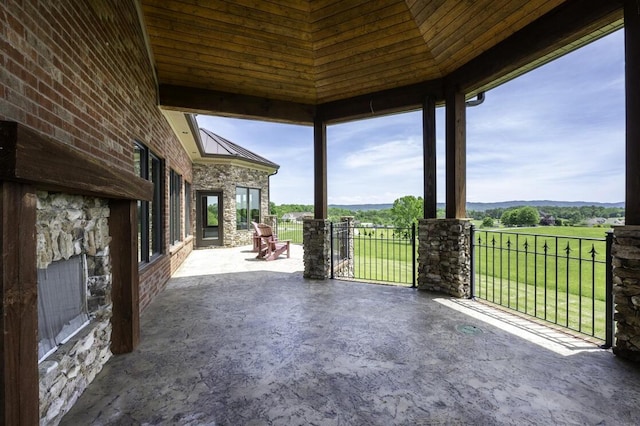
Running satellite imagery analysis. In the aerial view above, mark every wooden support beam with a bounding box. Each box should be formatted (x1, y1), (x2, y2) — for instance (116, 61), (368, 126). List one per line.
(445, 87), (466, 219)
(158, 85), (316, 125)
(625, 0), (640, 225)
(0, 122), (153, 202)
(318, 81), (444, 124)
(109, 200), (140, 354)
(1, 182), (38, 426)
(314, 117), (328, 220)
(423, 95), (437, 219)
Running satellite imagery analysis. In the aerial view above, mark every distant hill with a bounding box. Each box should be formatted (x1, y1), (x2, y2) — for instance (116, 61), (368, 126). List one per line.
(465, 200), (625, 211)
(329, 200), (625, 212)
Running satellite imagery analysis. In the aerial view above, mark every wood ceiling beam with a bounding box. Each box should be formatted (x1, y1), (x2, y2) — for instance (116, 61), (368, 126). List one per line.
(158, 84), (316, 125)
(449, 0), (623, 93)
(317, 80), (444, 124)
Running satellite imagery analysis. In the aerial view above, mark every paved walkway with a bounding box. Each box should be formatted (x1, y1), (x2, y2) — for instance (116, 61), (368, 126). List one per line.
(61, 246), (640, 425)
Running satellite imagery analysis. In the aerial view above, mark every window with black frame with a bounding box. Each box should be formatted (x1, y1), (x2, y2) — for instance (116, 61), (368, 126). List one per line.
(184, 181), (192, 237)
(236, 187), (260, 230)
(169, 169), (182, 245)
(134, 142), (163, 263)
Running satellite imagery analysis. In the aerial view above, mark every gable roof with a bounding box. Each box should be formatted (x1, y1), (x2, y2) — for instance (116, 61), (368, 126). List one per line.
(198, 127), (279, 170)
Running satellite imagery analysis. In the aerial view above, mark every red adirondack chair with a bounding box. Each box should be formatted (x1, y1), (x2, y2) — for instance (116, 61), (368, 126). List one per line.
(252, 222), (290, 261)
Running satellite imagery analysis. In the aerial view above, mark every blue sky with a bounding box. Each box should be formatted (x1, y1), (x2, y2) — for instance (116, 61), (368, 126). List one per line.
(197, 29), (624, 206)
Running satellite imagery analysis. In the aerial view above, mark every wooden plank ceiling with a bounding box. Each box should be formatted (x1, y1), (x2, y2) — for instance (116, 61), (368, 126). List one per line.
(140, 0), (622, 121)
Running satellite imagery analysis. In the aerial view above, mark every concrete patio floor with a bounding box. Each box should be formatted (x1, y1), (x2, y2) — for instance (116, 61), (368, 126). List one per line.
(61, 245), (640, 425)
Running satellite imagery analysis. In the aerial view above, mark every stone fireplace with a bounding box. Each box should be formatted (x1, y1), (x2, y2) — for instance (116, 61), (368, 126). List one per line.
(0, 121), (153, 424)
(36, 192), (113, 424)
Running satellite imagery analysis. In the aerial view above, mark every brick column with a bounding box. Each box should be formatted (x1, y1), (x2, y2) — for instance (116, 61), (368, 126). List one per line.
(303, 218), (331, 280)
(417, 218), (472, 297)
(612, 226), (640, 361)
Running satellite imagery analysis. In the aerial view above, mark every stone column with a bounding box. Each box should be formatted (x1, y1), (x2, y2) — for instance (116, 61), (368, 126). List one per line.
(263, 214), (277, 229)
(612, 226), (640, 361)
(417, 218), (472, 297)
(303, 218), (331, 280)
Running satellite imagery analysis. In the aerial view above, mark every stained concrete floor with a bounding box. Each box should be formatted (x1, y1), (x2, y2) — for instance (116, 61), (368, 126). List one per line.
(61, 245), (640, 425)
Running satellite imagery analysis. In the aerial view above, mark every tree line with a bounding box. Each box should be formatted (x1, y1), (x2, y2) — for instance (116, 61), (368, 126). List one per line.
(271, 198), (624, 228)
(469, 205), (624, 226)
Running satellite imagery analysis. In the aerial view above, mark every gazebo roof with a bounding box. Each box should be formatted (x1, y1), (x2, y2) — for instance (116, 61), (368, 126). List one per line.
(198, 128), (280, 170)
(139, 0), (622, 124)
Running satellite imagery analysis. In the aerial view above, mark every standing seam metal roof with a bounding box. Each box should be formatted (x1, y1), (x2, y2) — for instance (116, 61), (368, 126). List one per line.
(198, 127), (279, 170)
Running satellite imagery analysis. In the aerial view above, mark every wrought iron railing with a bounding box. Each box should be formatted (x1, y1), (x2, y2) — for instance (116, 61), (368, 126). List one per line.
(472, 228), (613, 344)
(274, 220), (304, 244)
(331, 223), (416, 287)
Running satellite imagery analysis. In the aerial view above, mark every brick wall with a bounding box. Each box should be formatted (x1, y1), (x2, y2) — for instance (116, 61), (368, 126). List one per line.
(0, 1), (192, 313)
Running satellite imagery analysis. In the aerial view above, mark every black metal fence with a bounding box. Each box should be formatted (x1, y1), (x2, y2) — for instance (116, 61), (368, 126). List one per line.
(274, 220), (304, 244)
(471, 228), (614, 345)
(331, 223), (416, 287)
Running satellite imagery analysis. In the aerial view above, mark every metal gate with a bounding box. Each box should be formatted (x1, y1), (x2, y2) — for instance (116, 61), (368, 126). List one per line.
(331, 222), (416, 287)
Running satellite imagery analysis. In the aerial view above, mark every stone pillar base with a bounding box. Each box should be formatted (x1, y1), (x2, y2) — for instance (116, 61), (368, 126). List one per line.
(417, 218), (472, 297)
(303, 219), (331, 280)
(613, 226), (640, 361)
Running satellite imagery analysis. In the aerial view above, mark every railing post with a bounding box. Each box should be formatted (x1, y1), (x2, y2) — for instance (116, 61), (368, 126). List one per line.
(412, 222), (417, 288)
(330, 221), (334, 279)
(604, 230), (614, 349)
(469, 224), (475, 299)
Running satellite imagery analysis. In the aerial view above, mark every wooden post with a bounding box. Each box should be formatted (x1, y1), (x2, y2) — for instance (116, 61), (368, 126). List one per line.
(445, 86), (467, 219)
(109, 199), (140, 354)
(314, 116), (328, 220)
(0, 182), (38, 426)
(423, 95), (437, 218)
(625, 0), (640, 225)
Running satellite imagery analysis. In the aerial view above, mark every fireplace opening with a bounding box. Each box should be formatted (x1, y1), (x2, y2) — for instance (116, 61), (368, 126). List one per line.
(37, 255), (89, 362)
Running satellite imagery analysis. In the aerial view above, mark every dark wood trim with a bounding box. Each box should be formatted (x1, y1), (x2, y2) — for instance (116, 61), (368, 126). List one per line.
(451, 0), (623, 94)
(109, 200), (140, 354)
(313, 117), (328, 220)
(0, 122), (153, 201)
(159, 84), (316, 125)
(445, 87), (466, 219)
(195, 190), (224, 248)
(1, 182), (38, 426)
(423, 95), (437, 219)
(318, 81), (444, 124)
(625, 0), (640, 225)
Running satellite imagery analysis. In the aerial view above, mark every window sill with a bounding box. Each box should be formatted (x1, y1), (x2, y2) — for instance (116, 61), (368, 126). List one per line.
(169, 235), (193, 255)
(138, 253), (165, 272)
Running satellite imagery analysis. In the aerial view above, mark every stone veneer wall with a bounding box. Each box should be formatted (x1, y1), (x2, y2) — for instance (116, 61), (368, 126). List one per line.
(263, 214), (277, 229)
(417, 219), (472, 297)
(303, 219), (331, 279)
(192, 162), (270, 247)
(612, 226), (640, 361)
(35, 192), (113, 425)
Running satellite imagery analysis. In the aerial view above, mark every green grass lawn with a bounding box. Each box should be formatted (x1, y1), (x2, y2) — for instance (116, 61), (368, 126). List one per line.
(276, 224), (304, 244)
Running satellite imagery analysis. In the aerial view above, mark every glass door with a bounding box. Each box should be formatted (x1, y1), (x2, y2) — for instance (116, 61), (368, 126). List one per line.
(196, 191), (223, 247)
